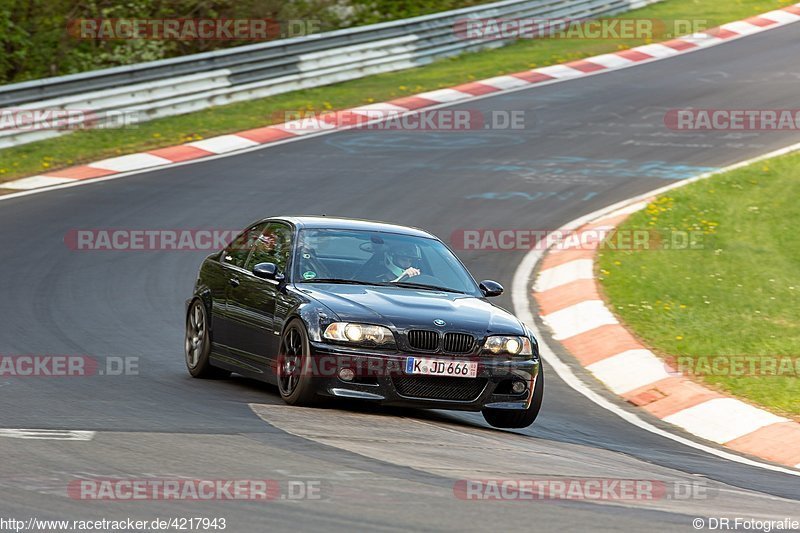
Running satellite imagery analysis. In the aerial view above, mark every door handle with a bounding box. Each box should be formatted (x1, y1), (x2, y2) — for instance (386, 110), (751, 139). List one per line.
(229, 277), (240, 288)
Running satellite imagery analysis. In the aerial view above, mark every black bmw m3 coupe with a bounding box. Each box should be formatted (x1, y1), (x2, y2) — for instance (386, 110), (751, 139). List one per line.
(185, 216), (543, 428)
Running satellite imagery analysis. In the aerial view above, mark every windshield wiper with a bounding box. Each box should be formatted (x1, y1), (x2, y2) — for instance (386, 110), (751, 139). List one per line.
(299, 278), (391, 286)
(390, 281), (465, 294)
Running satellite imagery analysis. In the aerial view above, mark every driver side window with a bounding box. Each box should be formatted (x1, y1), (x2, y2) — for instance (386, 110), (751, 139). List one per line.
(245, 223), (293, 274)
(222, 223), (266, 269)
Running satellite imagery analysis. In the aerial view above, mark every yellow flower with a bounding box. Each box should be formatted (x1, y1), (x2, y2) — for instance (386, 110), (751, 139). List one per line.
(675, 335), (683, 340)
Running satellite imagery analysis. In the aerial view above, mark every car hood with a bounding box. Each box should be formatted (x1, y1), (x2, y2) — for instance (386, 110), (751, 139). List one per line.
(297, 284), (525, 335)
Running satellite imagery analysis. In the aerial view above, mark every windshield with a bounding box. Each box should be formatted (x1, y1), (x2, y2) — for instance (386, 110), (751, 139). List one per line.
(293, 229), (480, 295)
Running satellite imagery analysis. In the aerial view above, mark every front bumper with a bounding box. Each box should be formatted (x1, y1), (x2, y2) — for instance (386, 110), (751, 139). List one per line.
(307, 341), (540, 412)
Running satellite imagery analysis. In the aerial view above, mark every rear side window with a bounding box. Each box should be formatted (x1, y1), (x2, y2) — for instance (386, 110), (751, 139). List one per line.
(222, 224), (265, 268)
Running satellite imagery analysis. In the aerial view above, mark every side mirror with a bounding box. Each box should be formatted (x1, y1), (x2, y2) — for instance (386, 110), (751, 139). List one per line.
(253, 262), (283, 281)
(479, 280), (504, 297)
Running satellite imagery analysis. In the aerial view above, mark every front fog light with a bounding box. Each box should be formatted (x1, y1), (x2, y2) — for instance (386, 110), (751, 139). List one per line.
(339, 368), (355, 382)
(511, 381), (527, 394)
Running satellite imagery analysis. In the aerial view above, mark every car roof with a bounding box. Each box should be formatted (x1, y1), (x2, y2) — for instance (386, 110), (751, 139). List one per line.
(272, 216), (437, 239)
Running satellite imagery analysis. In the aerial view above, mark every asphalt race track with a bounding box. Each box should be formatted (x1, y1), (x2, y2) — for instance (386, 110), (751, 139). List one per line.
(1, 23), (799, 532)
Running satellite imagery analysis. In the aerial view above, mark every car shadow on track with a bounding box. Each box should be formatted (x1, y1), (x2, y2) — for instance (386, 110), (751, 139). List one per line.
(220, 373), (532, 437)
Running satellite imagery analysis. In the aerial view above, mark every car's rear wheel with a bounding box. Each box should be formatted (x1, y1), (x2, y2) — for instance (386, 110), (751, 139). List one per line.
(482, 363), (544, 429)
(185, 299), (230, 379)
(277, 319), (318, 406)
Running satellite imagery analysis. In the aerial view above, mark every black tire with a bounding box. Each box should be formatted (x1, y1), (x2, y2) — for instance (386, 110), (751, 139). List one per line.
(482, 363), (544, 429)
(277, 319), (318, 406)
(185, 299), (231, 379)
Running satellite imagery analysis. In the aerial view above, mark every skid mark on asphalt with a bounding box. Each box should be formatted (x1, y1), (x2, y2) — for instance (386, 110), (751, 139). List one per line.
(249, 403), (799, 518)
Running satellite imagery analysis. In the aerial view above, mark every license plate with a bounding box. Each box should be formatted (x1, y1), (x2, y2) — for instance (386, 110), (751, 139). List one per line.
(405, 357), (478, 378)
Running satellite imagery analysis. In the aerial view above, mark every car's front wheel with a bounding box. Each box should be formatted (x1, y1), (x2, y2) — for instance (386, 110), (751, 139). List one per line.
(185, 299), (230, 379)
(277, 319), (318, 406)
(482, 363), (544, 429)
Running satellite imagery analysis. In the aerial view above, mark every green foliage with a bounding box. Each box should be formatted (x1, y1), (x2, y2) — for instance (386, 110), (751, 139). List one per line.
(0, 0), (492, 83)
(344, 0), (488, 26)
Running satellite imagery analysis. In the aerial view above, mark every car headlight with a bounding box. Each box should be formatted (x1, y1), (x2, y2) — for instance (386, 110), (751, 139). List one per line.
(482, 335), (532, 356)
(323, 322), (395, 346)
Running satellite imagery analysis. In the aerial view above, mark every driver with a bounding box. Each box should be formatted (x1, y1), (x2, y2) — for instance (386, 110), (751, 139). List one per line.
(380, 242), (422, 282)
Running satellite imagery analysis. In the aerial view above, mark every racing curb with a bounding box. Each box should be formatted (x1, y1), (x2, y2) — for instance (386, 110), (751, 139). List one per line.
(3, 3), (800, 191)
(532, 148), (800, 471)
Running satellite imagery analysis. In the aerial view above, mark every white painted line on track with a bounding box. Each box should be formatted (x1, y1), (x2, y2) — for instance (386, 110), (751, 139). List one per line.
(350, 102), (408, 115)
(680, 34), (724, 48)
(720, 21), (763, 35)
(479, 75), (531, 90)
(534, 259), (594, 292)
(3, 175), (76, 190)
(416, 88), (474, 103)
(89, 153), (173, 172)
(188, 134), (260, 153)
(273, 118), (337, 135)
(631, 43), (679, 58)
(583, 54), (634, 69)
(663, 399), (789, 444)
(542, 300), (618, 340)
(761, 10), (800, 23)
(535, 65), (584, 79)
(586, 349), (674, 395)
(0, 428), (95, 440)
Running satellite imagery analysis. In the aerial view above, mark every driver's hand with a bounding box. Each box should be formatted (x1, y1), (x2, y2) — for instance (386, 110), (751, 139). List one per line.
(393, 267), (420, 282)
(402, 267), (420, 278)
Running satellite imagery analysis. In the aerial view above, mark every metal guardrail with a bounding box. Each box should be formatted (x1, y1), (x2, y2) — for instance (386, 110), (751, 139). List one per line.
(0, 0), (660, 148)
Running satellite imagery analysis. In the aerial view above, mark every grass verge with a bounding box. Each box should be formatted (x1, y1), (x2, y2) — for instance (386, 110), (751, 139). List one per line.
(597, 151), (800, 418)
(0, 0), (792, 183)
